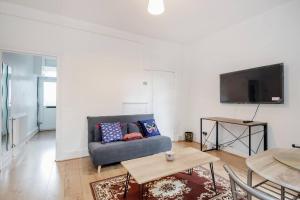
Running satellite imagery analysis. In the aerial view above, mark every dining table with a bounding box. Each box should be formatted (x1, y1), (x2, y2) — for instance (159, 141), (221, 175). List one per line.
(246, 148), (300, 200)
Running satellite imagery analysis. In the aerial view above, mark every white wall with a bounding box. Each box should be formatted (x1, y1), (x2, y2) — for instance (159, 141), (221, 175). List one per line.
(0, 2), (183, 160)
(183, 0), (300, 156)
(2, 52), (39, 144)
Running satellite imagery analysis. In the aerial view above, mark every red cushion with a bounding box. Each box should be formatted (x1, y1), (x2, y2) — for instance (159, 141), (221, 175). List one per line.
(123, 132), (143, 141)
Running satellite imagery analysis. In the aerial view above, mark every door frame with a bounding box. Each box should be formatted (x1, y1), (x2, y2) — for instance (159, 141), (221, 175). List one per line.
(0, 48), (60, 164)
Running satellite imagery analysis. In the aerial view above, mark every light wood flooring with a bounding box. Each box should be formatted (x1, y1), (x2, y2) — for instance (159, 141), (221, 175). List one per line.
(0, 131), (264, 200)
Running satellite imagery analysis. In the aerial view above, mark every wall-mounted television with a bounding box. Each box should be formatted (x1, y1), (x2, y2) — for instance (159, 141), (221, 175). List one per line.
(220, 63), (284, 104)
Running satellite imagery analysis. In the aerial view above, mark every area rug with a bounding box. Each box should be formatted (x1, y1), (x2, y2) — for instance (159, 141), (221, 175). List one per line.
(90, 166), (238, 200)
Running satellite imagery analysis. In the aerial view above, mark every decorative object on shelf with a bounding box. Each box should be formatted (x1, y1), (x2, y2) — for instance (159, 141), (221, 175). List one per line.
(165, 151), (175, 161)
(148, 0), (165, 15)
(185, 132), (193, 142)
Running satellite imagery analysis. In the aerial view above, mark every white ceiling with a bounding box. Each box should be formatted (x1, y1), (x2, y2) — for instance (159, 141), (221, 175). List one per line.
(0, 0), (291, 43)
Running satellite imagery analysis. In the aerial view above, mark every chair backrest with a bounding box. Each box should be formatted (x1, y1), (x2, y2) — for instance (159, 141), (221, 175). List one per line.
(223, 165), (278, 200)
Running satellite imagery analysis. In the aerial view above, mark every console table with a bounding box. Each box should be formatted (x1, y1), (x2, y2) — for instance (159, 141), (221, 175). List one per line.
(200, 117), (268, 156)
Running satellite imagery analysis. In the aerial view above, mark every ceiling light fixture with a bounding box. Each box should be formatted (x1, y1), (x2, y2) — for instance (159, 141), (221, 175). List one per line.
(148, 0), (165, 15)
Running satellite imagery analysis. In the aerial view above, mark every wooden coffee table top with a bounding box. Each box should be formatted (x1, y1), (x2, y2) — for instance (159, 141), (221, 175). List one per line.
(121, 147), (219, 184)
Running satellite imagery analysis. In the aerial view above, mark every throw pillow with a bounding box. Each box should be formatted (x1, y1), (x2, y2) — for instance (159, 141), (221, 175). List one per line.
(94, 122), (127, 142)
(127, 122), (142, 133)
(139, 119), (161, 137)
(123, 132), (143, 141)
(101, 122), (123, 144)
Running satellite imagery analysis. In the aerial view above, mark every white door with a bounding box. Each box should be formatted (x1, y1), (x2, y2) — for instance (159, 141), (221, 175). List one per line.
(38, 77), (56, 131)
(148, 71), (175, 141)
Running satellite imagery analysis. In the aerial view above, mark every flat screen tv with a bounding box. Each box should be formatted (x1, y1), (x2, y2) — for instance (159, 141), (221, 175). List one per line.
(220, 63), (284, 104)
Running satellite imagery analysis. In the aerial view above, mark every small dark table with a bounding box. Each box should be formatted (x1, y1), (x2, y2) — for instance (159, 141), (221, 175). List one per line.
(200, 117), (268, 156)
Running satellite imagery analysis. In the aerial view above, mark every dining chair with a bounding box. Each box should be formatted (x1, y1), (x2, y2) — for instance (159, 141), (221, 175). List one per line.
(224, 165), (278, 200)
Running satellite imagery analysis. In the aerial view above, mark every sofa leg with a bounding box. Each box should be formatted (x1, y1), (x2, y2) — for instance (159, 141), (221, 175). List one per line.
(98, 165), (102, 173)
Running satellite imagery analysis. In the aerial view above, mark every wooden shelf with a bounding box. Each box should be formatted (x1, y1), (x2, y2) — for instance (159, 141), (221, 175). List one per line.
(202, 117), (267, 127)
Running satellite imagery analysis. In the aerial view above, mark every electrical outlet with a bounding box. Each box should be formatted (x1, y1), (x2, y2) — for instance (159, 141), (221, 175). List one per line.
(202, 131), (207, 136)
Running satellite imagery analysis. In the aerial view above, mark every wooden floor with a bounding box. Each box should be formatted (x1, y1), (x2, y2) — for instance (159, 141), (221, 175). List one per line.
(0, 131), (261, 200)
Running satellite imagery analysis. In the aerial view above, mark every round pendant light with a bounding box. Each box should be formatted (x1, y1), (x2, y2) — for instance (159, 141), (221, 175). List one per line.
(148, 0), (165, 15)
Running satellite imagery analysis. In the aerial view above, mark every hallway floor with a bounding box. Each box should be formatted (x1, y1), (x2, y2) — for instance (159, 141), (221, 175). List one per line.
(0, 131), (58, 200)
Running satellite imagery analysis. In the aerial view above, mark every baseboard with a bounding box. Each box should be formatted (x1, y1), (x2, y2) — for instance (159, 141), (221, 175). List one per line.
(56, 149), (89, 161)
(222, 146), (248, 158)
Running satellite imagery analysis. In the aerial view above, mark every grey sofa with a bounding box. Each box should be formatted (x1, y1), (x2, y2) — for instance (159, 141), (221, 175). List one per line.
(87, 114), (172, 169)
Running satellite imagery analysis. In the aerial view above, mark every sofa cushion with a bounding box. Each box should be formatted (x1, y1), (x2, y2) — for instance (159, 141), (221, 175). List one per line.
(139, 119), (161, 137)
(120, 122), (128, 135)
(88, 135), (172, 166)
(101, 122), (123, 144)
(127, 122), (141, 133)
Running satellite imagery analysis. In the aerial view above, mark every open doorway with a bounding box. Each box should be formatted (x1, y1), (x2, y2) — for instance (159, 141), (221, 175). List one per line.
(38, 57), (57, 131)
(0, 51), (57, 165)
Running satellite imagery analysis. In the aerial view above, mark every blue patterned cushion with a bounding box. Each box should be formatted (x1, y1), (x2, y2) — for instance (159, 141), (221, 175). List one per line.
(100, 122), (123, 144)
(139, 119), (161, 137)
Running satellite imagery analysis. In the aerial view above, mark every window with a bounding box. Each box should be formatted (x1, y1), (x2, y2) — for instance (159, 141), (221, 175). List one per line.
(42, 66), (57, 77)
(43, 82), (56, 106)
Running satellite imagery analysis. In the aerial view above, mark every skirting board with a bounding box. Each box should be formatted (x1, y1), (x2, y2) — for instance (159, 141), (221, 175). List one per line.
(192, 138), (249, 158)
(56, 149), (89, 161)
(222, 146), (248, 158)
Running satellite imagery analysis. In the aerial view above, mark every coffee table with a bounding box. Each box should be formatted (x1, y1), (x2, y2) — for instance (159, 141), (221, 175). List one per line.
(121, 147), (220, 199)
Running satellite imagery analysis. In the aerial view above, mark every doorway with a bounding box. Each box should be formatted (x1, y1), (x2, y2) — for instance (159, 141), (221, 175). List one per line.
(0, 51), (57, 168)
(38, 77), (56, 131)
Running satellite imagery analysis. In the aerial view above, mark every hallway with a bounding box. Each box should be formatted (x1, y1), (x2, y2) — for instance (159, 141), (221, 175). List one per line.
(0, 131), (58, 200)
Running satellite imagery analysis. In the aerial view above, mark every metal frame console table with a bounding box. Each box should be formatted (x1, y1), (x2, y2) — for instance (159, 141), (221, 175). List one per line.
(200, 117), (268, 156)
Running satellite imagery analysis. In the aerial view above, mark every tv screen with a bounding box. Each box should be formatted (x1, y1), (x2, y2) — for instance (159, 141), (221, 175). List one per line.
(220, 63), (284, 104)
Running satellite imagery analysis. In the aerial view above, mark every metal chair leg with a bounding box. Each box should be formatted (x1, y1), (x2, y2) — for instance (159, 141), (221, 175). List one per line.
(281, 187), (285, 200)
(247, 169), (253, 200)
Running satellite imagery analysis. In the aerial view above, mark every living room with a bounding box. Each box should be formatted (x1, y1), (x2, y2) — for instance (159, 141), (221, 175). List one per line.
(0, 0), (299, 200)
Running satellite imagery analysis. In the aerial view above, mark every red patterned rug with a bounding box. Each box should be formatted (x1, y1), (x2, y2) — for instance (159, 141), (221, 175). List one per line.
(90, 166), (237, 200)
